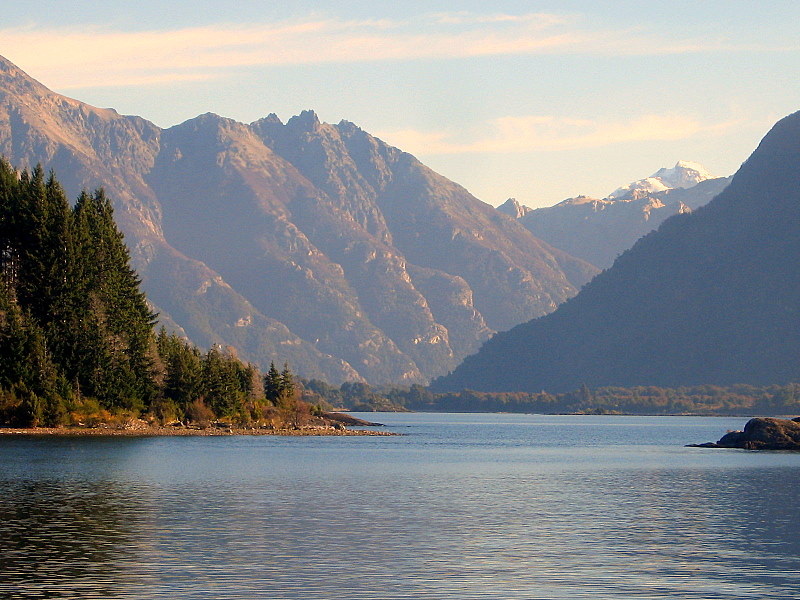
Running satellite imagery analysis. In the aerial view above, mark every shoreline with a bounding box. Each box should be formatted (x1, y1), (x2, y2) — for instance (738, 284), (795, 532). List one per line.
(0, 411), (397, 438)
(0, 425), (397, 437)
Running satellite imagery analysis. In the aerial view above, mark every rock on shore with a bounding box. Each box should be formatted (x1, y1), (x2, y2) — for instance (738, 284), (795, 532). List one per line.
(691, 417), (800, 450)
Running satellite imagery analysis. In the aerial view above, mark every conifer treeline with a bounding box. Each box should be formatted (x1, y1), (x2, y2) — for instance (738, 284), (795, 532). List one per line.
(0, 160), (310, 427)
(303, 379), (800, 416)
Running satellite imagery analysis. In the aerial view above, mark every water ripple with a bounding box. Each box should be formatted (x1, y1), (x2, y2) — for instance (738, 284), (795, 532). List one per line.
(1, 415), (799, 599)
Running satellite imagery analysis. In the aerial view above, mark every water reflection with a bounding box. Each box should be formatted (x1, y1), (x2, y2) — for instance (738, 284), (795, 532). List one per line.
(0, 479), (142, 599)
(1, 417), (799, 599)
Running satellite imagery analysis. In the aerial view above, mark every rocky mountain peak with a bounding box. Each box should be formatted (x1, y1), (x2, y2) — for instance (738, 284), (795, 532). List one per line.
(0, 55), (51, 100)
(180, 112), (231, 129)
(515, 163), (729, 269)
(0, 54), (600, 386)
(336, 119), (364, 135)
(497, 198), (533, 219)
(286, 109), (321, 133)
(652, 160), (714, 189)
(0, 54), (21, 76)
(261, 113), (283, 125)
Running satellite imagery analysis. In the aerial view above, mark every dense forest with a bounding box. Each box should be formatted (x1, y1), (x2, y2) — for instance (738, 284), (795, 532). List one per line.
(0, 160), (320, 428)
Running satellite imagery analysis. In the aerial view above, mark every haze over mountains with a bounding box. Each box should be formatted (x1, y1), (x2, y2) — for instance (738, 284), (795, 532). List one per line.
(0, 55), (598, 385)
(434, 110), (800, 392)
(500, 161), (731, 268)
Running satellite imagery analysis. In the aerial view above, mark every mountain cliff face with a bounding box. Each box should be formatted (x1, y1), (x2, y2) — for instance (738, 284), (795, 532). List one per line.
(0, 55), (597, 384)
(497, 198), (532, 219)
(434, 111), (800, 392)
(510, 163), (730, 268)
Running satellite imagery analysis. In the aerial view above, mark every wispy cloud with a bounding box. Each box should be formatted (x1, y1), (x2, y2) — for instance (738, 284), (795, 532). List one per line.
(430, 12), (572, 26)
(1, 12), (741, 89)
(376, 113), (741, 155)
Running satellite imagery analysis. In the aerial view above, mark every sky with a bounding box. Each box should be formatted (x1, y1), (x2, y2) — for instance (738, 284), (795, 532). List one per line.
(2, 1), (799, 208)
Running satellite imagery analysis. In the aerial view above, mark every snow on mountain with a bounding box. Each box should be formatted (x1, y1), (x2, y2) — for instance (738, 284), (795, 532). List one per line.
(510, 161), (730, 269)
(608, 161), (715, 200)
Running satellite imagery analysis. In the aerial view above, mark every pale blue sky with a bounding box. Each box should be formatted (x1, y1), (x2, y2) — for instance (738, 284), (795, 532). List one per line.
(3, 1), (799, 207)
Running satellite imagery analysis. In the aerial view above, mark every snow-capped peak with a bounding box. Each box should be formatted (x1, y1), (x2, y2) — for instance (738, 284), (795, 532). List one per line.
(608, 161), (715, 200)
(650, 160), (714, 189)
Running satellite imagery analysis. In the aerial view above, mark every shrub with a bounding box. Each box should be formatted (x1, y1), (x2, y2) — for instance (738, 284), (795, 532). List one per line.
(186, 398), (215, 427)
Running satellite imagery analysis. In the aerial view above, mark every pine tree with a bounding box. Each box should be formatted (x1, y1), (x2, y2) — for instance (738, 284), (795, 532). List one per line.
(201, 345), (245, 419)
(0, 281), (62, 425)
(164, 339), (202, 411)
(280, 363), (295, 399)
(72, 189), (157, 409)
(1, 164), (160, 423)
(264, 362), (282, 405)
(0, 162), (283, 428)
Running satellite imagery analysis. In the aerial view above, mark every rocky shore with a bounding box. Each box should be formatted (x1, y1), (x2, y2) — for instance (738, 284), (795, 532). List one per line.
(0, 413), (396, 437)
(689, 417), (800, 450)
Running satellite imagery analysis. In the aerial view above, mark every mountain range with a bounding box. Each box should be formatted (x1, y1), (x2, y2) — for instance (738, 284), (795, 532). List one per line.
(499, 161), (731, 268)
(434, 110), (800, 392)
(0, 55), (597, 385)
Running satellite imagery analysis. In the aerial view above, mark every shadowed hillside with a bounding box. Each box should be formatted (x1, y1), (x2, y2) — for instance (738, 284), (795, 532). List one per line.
(434, 111), (800, 392)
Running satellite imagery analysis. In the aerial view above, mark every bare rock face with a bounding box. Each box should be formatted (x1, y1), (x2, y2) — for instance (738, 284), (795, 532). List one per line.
(497, 198), (532, 219)
(0, 55), (599, 384)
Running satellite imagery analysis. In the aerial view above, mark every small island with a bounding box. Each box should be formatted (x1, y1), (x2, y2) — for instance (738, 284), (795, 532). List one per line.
(690, 417), (800, 450)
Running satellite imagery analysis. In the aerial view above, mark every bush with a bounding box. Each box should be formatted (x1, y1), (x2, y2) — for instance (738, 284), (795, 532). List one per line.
(149, 397), (179, 425)
(186, 398), (215, 427)
(68, 397), (111, 427)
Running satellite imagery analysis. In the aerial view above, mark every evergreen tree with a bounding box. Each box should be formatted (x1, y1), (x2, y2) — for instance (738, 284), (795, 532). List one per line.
(0, 160), (299, 428)
(201, 345), (244, 419)
(280, 363), (295, 399)
(0, 163), (159, 423)
(72, 189), (157, 409)
(264, 362), (282, 405)
(164, 338), (203, 411)
(0, 281), (61, 425)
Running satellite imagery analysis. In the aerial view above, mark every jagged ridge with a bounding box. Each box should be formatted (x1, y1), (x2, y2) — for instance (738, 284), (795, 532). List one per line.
(0, 55), (598, 384)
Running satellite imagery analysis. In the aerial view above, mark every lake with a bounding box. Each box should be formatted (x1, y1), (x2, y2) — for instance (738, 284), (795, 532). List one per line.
(1, 413), (799, 599)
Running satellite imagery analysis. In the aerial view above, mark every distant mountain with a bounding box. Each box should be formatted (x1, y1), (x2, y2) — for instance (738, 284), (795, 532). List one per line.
(508, 162), (730, 268)
(607, 160), (715, 199)
(0, 55), (597, 385)
(433, 111), (800, 392)
(496, 197), (533, 219)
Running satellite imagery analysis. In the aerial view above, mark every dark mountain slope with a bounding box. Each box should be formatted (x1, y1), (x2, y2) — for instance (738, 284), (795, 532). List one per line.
(433, 111), (800, 392)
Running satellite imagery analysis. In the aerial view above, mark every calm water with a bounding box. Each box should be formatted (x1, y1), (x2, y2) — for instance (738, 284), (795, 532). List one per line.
(1, 413), (799, 599)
